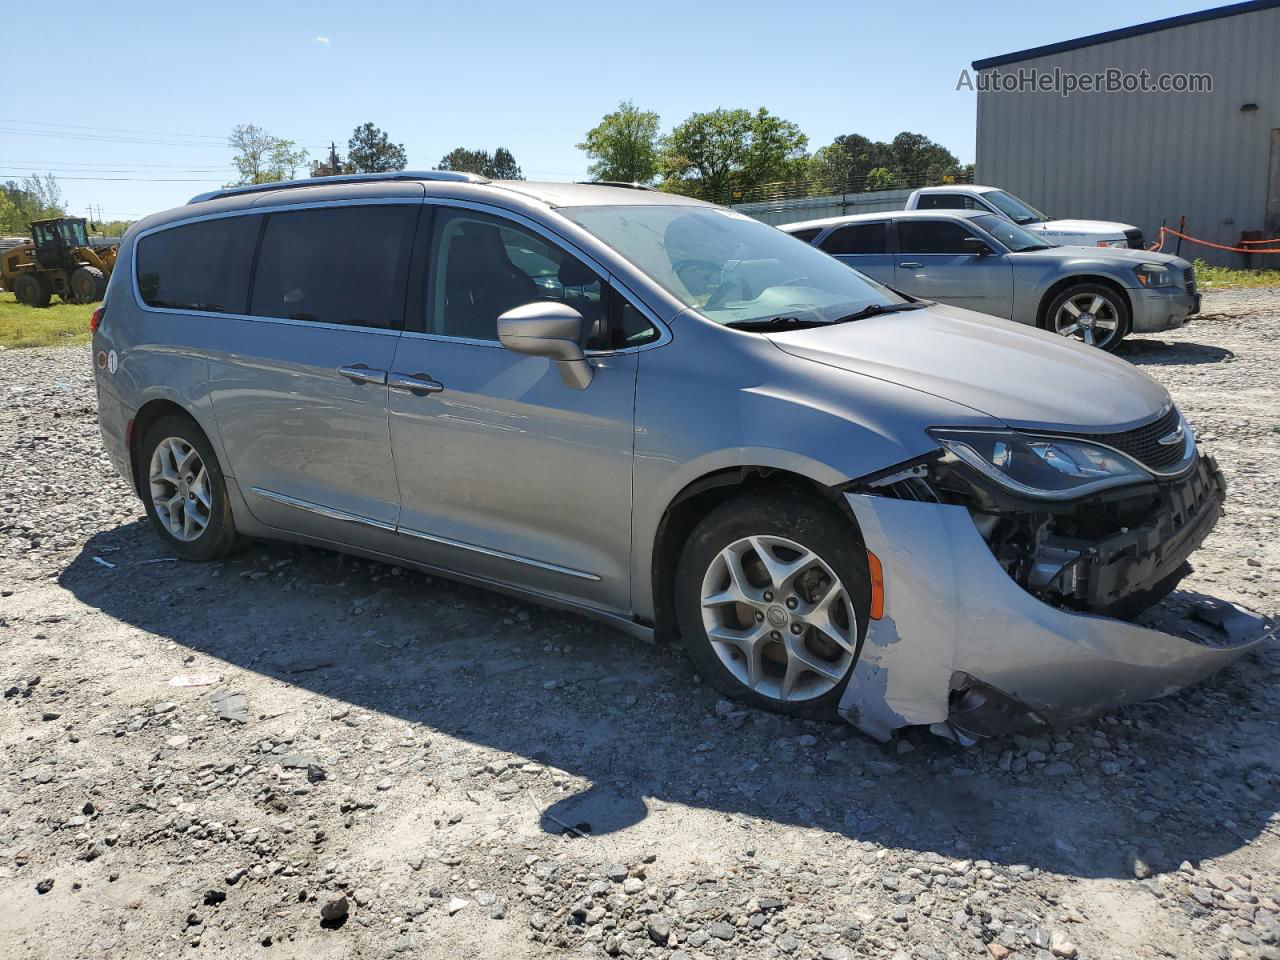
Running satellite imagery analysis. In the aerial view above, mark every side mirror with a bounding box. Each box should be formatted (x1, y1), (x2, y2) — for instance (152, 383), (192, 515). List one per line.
(497, 302), (593, 389)
(961, 236), (993, 257)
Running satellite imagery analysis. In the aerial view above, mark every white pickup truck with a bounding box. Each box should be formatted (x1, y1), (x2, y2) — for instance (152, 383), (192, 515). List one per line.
(905, 185), (1144, 249)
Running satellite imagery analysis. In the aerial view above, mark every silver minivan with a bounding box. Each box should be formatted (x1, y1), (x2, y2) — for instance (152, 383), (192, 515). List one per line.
(91, 172), (1273, 743)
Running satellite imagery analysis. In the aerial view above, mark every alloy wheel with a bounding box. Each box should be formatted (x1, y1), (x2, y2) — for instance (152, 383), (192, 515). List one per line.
(1053, 292), (1121, 348)
(699, 535), (857, 702)
(148, 437), (211, 541)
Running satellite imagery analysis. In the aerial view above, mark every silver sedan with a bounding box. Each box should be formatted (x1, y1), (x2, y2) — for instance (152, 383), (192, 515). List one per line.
(780, 209), (1200, 351)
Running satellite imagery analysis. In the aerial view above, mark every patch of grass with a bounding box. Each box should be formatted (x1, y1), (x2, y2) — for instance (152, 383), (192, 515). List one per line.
(1194, 258), (1280, 289)
(0, 291), (95, 348)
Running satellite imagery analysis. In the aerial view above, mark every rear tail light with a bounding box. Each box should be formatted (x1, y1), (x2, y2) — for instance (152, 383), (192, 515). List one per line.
(90, 305), (106, 333)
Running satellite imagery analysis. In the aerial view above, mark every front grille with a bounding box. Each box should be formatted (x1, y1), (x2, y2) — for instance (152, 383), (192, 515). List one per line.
(1056, 406), (1188, 472)
(1124, 228), (1145, 249)
(1182, 265), (1197, 295)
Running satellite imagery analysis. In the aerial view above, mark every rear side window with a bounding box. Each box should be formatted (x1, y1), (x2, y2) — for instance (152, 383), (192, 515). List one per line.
(250, 205), (416, 328)
(787, 227), (821, 244)
(915, 194), (983, 210)
(821, 222), (888, 255)
(897, 219), (977, 254)
(136, 215), (259, 313)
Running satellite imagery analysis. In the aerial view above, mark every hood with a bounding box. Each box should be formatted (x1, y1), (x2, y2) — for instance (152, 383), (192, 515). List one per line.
(1011, 246), (1188, 269)
(1031, 218), (1135, 238)
(767, 303), (1170, 432)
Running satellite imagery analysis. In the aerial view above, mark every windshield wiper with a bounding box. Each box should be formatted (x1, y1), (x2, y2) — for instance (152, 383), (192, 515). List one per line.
(831, 302), (927, 323)
(724, 315), (833, 331)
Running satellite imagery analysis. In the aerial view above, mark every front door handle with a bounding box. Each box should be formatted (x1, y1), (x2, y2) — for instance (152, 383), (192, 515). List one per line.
(338, 363), (387, 385)
(389, 372), (445, 396)
(898, 262), (923, 269)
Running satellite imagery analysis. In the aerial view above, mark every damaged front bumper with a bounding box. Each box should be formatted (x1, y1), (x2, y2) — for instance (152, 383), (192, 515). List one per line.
(839, 491), (1275, 742)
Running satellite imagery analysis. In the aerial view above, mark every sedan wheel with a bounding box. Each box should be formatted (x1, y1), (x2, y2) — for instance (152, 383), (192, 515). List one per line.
(700, 535), (857, 702)
(1050, 288), (1125, 350)
(149, 437), (212, 541)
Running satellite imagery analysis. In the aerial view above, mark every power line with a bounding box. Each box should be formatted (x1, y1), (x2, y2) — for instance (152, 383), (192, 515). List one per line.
(9, 174), (225, 183)
(0, 119), (331, 149)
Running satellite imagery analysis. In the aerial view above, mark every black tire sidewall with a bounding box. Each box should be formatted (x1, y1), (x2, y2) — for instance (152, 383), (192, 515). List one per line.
(1043, 283), (1131, 352)
(674, 492), (871, 720)
(15, 274), (50, 308)
(139, 414), (239, 562)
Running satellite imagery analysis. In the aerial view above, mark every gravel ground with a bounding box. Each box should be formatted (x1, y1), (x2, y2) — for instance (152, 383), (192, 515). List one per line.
(1, 289), (1278, 960)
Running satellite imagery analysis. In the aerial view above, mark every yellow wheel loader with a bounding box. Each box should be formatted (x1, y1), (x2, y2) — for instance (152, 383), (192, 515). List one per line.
(1, 217), (118, 306)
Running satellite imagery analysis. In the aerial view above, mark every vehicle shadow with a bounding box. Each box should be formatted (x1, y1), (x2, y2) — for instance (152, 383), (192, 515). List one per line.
(1117, 338), (1235, 366)
(60, 523), (1280, 881)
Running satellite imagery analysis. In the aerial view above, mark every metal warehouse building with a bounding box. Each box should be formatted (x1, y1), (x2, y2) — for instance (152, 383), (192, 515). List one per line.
(973, 0), (1280, 265)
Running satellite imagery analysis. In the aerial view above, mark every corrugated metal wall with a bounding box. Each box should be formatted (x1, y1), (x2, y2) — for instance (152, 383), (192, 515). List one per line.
(733, 188), (914, 225)
(975, 4), (1280, 265)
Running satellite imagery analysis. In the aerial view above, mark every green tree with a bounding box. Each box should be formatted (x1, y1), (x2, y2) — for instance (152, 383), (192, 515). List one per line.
(806, 130), (964, 192)
(436, 147), (523, 180)
(577, 100), (661, 183)
(864, 166), (900, 191)
(0, 175), (66, 231)
(887, 131), (963, 185)
(227, 124), (309, 186)
(346, 122), (407, 173)
(659, 107), (807, 201)
(806, 133), (894, 192)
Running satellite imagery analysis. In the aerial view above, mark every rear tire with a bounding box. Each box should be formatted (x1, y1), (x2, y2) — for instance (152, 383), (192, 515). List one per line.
(139, 413), (243, 562)
(674, 492), (871, 720)
(13, 273), (52, 308)
(70, 265), (107, 304)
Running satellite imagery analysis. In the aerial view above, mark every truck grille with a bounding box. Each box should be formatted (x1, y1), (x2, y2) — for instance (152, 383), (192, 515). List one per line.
(1063, 406), (1188, 472)
(1124, 228), (1145, 249)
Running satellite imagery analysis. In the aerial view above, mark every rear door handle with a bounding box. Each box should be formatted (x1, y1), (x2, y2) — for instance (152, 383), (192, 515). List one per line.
(338, 364), (387, 385)
(898, 262), (923, 269)
(388, 372), (445, 396)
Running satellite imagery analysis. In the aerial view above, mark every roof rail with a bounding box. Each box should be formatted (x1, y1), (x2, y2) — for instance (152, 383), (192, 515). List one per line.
(188, 170), (491, 205)
(575, 180), (656, 191)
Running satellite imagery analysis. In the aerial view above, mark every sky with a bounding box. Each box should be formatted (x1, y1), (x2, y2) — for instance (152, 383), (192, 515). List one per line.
(4, 0), (1221, 223)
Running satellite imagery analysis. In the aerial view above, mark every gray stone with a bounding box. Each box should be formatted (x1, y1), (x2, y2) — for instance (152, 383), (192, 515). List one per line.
(707, 921), (736, 940)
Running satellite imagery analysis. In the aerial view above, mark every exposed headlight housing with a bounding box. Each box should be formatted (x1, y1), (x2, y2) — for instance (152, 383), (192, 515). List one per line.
(1096, 239), (1128, 248)
(928, 428), (1151, 499)
(1134, 263), (1176, 287)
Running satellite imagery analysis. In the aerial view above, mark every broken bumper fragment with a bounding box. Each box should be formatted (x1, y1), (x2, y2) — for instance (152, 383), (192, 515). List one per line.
(840, 492), (1275, 742)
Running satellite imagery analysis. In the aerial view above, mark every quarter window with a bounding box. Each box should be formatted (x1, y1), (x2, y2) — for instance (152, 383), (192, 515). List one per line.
(249, 205), (416, 328)
(820, 222), (888, 255)
(787, 227), (822, 244)
(896, 220), (979, 255)
(136, 215), (260, 313)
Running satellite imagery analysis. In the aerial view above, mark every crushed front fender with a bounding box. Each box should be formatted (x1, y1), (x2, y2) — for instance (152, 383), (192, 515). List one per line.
(840, 493), (1275, 741)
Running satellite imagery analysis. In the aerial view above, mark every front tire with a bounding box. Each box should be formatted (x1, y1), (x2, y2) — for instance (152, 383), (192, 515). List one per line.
(1042, 282), (1130, 352)
(674, 492), (871, 720)
(139, 414), (242, 561)
(70, 265), (107, 304)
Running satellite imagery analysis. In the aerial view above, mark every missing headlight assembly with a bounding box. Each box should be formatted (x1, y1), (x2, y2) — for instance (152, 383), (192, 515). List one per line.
(854, 416), (1225, 621)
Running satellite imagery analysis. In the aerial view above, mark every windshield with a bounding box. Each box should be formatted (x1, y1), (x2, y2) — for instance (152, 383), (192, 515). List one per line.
(971, 214), (1056, 252)
(560, 204), (904, 327)
(984, 190), (1048, 225)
